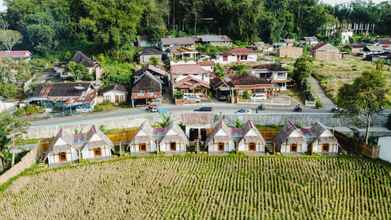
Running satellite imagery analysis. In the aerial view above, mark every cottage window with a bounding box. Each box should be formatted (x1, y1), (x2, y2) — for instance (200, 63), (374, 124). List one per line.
(321, 144), (330, 152)
(59, 152), (67, 162)
(104, 95), (111, 102)
(93, 148), (102, 157)
(139, 143), (147, 152)
(290, 144), (298, 152)
(170, 142), (177, 151)
(218, 143), (225, 152)
(240, 55), (248, 60)
(249, 143), (256, 151)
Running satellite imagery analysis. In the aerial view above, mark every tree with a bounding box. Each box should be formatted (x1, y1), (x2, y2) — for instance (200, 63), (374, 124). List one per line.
(293, 56), (313, 85)
(234, 118), (243, 128)
(213, 64), (225, 78)
(157, 113), (171, 128)
(337, 70), (389, 145)
(67, 61), (92, 81)
(0, 30), (22, 51)
(232, 64), (249, 76)
(0, 112), (29, 172)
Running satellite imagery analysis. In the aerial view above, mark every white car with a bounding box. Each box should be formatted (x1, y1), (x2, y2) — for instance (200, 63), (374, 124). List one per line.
(251, 93), (267, 102)
(183, 95), (201, 103)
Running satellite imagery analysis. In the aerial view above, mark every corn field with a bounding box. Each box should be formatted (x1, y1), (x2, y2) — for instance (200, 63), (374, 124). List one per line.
(0, 156), (390, 219)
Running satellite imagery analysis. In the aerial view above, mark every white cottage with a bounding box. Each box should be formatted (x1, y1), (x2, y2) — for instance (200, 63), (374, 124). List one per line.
(102, 84), (128, 105)
(80, 126), (113, 160)
(157, 122), (188, 153)
(46, 126), (113, 166)
(215, 48), (258, 65)
(237, 121), (266, 153)
(207, 120), (236, 153)
(309, 122), (339, 154)
(274, 121), (307, 153)
(129, 121), (158, 153)
(46, 129), (79, 166)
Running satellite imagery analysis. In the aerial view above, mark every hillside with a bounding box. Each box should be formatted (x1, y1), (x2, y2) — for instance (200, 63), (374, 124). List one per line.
(0, 155), (390, 219)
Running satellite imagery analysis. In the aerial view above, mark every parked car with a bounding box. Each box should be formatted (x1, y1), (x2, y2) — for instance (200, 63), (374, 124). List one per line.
(194, 107), (213, 112)
(256, 104), (264, 113)
(184, 95), (201, 103)
(235, 108), (252, 114)
(251, 93), (267, 102)
(293, 104), (303, 112)
(145, 104), (158, 112)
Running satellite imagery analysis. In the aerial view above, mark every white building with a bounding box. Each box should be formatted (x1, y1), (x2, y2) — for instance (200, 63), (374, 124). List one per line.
(214, 48), (258, 65)
(309, 122), (339, 154)
(129, 121), (158, 153)
(274, 121), (307, 153)
(156, 122), (188, 153)
(237, 121), (266, 153)
(102, 84), (128, 105)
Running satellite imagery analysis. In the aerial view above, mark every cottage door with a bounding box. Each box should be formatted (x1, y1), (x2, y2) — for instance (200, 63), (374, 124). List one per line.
(249, 143), (256, 152)
(93, 148), (102, 157)
(170, 142), (177, 151)
(140, 143), (147, 152)
(59, 152), (67, 162)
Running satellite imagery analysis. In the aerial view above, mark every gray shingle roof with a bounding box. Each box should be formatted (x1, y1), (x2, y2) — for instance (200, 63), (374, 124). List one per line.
(161, 37), (197, 46)
(197, 35), (232, 43)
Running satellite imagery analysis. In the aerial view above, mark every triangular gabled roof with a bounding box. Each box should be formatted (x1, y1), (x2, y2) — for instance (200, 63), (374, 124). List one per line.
(159, 122), (188, 144)
(82, 126), (113, 150)
(47, 129), (75, 154)
(207, 119), (232, 143)
(175, 75), (210, 90)
(132, 121), (155, 144)
(274, 121), (304, 146)
(240, 121), (266, 144)
(71, 51), (96, 67)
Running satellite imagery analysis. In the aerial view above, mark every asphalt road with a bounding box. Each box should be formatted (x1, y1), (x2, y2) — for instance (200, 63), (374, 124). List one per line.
(31, 103), (334, 127)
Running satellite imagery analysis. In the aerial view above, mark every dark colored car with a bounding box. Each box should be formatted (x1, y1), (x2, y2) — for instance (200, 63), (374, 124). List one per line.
(194, 107), (213, 112)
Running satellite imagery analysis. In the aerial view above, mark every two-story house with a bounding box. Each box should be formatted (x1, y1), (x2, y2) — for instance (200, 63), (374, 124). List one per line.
(131, 70), (163, 106)
(251, 64), (289, 91)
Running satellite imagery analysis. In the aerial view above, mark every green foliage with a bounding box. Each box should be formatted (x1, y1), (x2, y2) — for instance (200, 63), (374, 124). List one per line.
(98, 55), (134, 87)
(213, 64), (225, 78)
(234, 118), (243, 128)
(67, 61), (93, 81)
(149, 56), (160, 66)
(241, 91), (250, 100)
(15, 105), (45, 117)
(157, 113), (171, 128)
(232, 64), (249, 76)
(174, 90), (184, 99)
(93, 102), (115, 112)
(293, 56), (314, 101)
(196, 44), (229, 58)
(0, 30), (22, 51)
(315, 98), (323, 109)
(337, 69), (389, 144)
(0, 83), (18, 99)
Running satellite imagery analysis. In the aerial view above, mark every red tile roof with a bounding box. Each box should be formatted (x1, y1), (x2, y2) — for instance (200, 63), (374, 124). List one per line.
(171, 64), (207, 75)
(226, 48), (256, 55)
(0, 50), (32, 59)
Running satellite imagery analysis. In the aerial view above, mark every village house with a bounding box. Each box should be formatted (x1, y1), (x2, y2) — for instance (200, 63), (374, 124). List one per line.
(362, 45), (384, 58)
(311, 43), (342, 62)
(80, 126), (114, 160)
(131, 69), (163, 106)
(27, 82), (97, 112)
(274, 121), (307, 154)
(304, 36), (319, 46)
(308, 122), (339, 154)
(169, 46), (200, 64)
(71, 51), (103, 81)
(278, 45), (303, 59)
(155, 122), (189, 153)
(145, 65), (169, 85)
(46, 126), (113, 166)
(207, 120), (236, 153)
(170, 64), (210, 101)
(215, 48), (258, 64)
(197, 35), (232, 47)
(227, 75), (272, 103)
(237, 121), (266, 153)
(160, 37), (198, 51)
(207, 119), (266, 154)
(101, 84), (128, 105)
(129, 121), (158, 153)
(0, 50), (32, 60)
(210, 77), (233, 102)
(139, 47), (164, 64)
(251, 64), (289, 91)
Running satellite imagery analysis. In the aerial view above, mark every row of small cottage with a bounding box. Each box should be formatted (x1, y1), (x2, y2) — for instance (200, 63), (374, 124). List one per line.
(47, 120), (339, 166)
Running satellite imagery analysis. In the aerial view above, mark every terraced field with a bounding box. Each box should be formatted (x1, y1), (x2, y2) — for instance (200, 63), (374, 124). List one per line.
(0, 155), (390, 219)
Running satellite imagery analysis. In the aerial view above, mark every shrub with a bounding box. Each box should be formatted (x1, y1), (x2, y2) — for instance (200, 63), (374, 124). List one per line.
(93, 102), (115, 112)
(15, 105), (45, 116)
(174, 90), (184, 99)
(315, 98), (323, 109)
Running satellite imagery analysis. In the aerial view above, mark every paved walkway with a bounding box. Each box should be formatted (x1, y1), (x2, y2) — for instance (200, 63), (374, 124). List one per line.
(308, 76), (336, 110)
